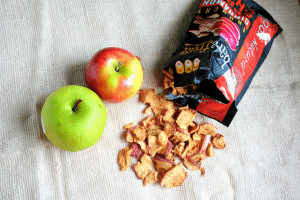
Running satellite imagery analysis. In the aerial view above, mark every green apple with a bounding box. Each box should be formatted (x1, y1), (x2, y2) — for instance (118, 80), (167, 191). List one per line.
(41, 85), (107, 152)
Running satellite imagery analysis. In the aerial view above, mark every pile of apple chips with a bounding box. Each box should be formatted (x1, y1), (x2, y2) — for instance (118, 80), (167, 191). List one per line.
(118, 89), (225, 188)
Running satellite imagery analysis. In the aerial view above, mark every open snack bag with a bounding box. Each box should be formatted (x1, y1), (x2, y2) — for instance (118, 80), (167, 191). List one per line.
(164, 0), (282, 126)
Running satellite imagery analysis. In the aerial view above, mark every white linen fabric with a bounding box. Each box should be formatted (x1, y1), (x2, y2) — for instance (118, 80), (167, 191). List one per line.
(0, 0), (299, 199)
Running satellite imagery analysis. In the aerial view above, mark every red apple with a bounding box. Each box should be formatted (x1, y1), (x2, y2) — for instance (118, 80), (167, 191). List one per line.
(85, 47), (143, 103)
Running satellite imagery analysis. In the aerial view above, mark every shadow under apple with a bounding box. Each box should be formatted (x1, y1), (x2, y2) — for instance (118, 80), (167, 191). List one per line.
(35, 94), (50, 143)
(66, 62), (88, 87)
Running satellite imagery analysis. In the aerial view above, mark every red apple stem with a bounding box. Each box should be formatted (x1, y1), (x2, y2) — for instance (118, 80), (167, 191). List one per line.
(72, 99), (82, 113)
(115, 61), (123, 72)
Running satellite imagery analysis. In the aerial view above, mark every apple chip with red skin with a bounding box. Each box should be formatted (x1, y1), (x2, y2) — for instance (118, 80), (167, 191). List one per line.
(164, 121), (176, 138)
(164, 140), (173, 157)
(212, 134), (226, 149)
(198, 123), (217, 137)
(118, 147), (133, 171)
(183, 156), (201, 171)
(160, 163), (188, 189)
(188, 121), (199, 134)
(153, 156), (175, 174)
(126, 128), (134, 143)
(191, 151), (205, 163)
(181, 139), (198, 158)
(130, 143), (143, 159)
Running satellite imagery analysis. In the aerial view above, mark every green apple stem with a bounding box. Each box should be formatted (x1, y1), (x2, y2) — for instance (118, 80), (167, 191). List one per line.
(115, 61), (123, 72)
(72, 99), (83, 113)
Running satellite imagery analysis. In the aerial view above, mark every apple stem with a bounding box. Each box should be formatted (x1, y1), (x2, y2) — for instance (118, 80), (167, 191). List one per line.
(115, 61), (123, 72)
(72, 99), (82, 113)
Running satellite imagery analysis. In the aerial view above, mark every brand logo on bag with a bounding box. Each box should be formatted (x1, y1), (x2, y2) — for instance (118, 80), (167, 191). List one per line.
(200, 0), (254, 30)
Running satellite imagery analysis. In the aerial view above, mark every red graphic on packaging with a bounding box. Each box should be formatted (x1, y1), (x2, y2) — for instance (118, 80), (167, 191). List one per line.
(215, 16), (279, 101)
(190, 15), (240, 51)
(196, 98), (234, 122)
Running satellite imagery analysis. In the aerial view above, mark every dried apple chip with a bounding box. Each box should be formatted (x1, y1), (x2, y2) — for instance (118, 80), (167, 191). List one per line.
(165, 152), (175, 163)
(143, 171), (158, 186)
(157, 131), (168, 146)
(183, 156), (201, 170)
(177, 127), (190, 135)
(164, 121), (176, 138)
(147, 129), (163, 136)
(143, 106), (152, 114)
(192, 133), (202, 141)
(136, 140), (147, 153)
(153, 156), (175, 174)
(163, 76), (172, 89)
(174, 86), (188, 95)
(165, 140), (173, 157)
(181, 139), (197, 158)
(147, 122), (162, 130)
(156, 115), (165, 126)
(173, 143), (185, 157)
(147, 135), (163, 157)
(118, 147), (133, 171)
(198, 123), (217, 137)
(132, 126), (146, 141)
(139, 89), (159, 105)
(123, 122), (134, 130)
(132, 162), (149, 180)
(126, 128), (134, 143)
(188, 121), (199, 134)
(163, 109), (176, 124)
(140, 153), (153, 171)
(140, 115), (156, 128)
(176, 109), (197, 129)
(173, 131), (190, 144)
(199, 135), (208, 153)
(206, 143), (215, 157)
(162, 69), (174, 80)
(212, 134), (226, 149)
(201, 167), (205, 176)
(130, 143), (143, 159)
(154, 100), (176, 117)
(186, 145), (199, 157)
(139, 89), (176, 116)
(160, 163), (188, 189)
(191, 151), (205, 163)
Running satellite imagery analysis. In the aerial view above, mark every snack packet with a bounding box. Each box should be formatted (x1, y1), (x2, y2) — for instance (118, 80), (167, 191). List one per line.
(164, 0), (282, 126)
